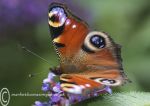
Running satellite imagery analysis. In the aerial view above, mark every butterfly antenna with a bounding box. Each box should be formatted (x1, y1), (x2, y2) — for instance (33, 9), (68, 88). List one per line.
(28, 71), (48, 78)
(18, 45), (52, 78)
(21, 46), (51, 65)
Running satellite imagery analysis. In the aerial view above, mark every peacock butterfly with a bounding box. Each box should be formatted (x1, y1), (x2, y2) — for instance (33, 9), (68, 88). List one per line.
(48, 2), (128, 95)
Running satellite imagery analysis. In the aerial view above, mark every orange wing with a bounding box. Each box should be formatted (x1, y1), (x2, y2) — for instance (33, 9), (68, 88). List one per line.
(48, 3), (128, 90)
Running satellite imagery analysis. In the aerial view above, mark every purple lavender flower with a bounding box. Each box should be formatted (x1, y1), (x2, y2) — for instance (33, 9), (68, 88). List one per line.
(42, 83), (50, 92)
(43, 72), (56, 84)
(0, 0), (92, 37)
(52, 83), (61, 93)
(51, 94), (61, 103)
(0, 0), (47, 29)
(35, 71), (112, 106)
(104, 86), (112, 94)
(35, 101), (51, 106)
(48, 72), (56, 80)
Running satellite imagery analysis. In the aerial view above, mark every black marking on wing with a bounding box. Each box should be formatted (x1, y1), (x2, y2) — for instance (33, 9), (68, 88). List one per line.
(60, 75), (76, 84)
(81, 44), (95, 53)
(60, 80), (76, 85)
(54, 42), (65, 48)
(49, 25), (64, 40)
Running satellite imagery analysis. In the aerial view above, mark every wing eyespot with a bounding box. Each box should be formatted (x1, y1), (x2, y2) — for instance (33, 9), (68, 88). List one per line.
(48, 7), (67, 27)
(90, 35), (105, 48)
(82, 31), (109, 53)
(94, 78), (121, 86)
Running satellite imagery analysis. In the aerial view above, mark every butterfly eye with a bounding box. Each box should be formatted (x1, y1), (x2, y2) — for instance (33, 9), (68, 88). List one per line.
(94, 78), (121, 86)
(48, 7), (67, 27)
(82, 31), (107, 53)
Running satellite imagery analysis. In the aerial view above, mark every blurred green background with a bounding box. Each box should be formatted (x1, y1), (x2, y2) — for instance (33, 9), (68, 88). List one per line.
(0, 0), (150, 106)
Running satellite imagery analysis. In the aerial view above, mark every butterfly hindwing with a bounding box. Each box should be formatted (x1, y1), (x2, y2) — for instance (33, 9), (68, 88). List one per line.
(60, 74), (105, 94)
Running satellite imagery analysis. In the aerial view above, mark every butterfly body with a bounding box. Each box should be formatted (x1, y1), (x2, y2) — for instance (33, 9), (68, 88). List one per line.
(48, 2), (128, 94)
